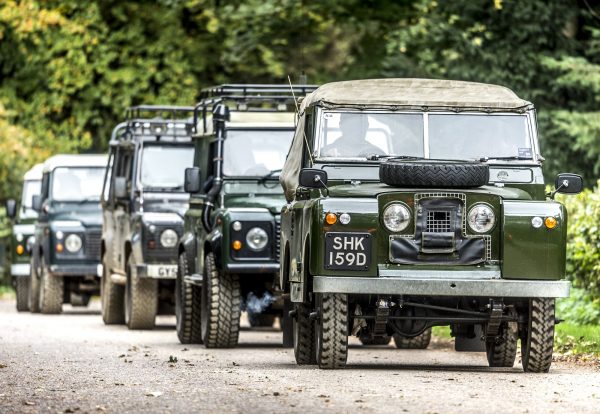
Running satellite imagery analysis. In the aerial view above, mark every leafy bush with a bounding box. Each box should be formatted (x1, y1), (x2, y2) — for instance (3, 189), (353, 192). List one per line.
(556, 288), (600, 326)
(559, 181), (600, 300)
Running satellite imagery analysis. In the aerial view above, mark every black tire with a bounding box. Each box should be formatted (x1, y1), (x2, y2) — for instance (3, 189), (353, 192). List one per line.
(176, 252), (202, 344)
(316, 293), (348, 369)
(380, 160), (489, 188)
(248, 313), (276, 327)
(28, 254), (41, 313)
(520, 298), (555, 373)
(201, 252), (241, 348)
(15, 277), (30, 312)
(281, 298), (294, 348)
(359, 336), (392, 346)
(486, 322), (518, 368)
(393, 328), (432, 349)
(39, 258), (63, 314)
(293, 303), (317, 364)
(125, 254), (157, 330)
(101, 256), (125, 325)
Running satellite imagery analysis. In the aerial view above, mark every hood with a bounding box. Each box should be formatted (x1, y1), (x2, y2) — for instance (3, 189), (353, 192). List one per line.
(225, 195), (286, 215)
(51, 210), (103, 227)
(142, 199), (188, 217)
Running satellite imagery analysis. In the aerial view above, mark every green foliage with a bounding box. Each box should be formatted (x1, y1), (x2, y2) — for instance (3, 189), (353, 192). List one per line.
(559, 182), (600, 299)
(556, 288), (600, 326)
(555, 323), (600, 356)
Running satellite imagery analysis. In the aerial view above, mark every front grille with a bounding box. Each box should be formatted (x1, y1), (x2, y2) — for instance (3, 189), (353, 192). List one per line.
(85, 231), (101, 260)
(426, 211), (451, 233)
(275, 216), (281, 260)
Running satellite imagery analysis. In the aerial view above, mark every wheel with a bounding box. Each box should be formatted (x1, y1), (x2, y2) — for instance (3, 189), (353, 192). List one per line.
(176, 252), (202, 344)
(101, 256), (125, 325)
(248, 313), (276, 327)
(125, 253), (157, 330)
(293, 302), (317, 364)
(39, 257), (63, 314)
(486, 322), (518, 367)
(315, 293), (348, 369)
(28, 254), (41, 313)
(201, 252), (240, 348)
(281, 298), (294, 348)
(359, 336), (391, 346)
(15, 277), (30, 312)
(393, 328), (432, 349)
(520, 298), (555, 373)
(380, 160), (489, 188)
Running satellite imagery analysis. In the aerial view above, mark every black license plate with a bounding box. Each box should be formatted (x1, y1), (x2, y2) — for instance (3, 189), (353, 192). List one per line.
(325, 232), (371, 271)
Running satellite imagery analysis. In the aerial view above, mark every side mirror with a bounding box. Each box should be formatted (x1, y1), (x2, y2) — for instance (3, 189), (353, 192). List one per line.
(32, 195), (42, 212)
(299, 168), (328, 188)
(114, 177), (128, 199)
(5, 199), (16, 219)
(184, 167), (201, 193)
(555, 173), (583, 195)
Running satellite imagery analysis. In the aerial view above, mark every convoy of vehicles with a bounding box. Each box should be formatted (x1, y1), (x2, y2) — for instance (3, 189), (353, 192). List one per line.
(29, 154), (107, 314)
(100, 106), (195, 329)
(279, 78), (582, 372)
(5, 79), (582, 373)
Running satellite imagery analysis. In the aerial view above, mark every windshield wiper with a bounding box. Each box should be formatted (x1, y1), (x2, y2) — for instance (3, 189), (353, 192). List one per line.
(478, 156), (533, 162)
(258, 169), (282, 183)
(366, 155), (426, 161)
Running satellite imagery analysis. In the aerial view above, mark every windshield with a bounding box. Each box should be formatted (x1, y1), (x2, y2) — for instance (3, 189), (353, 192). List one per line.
(318, 111), (532, 160)
(21, 179), (41, 210)
(51, 167), (105, 202)
(140, 145), (194, 189)
(223, 129), (293, 176)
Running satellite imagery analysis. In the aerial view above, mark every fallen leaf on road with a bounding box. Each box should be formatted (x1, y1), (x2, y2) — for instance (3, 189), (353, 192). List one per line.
(0, 364), (6, 368)
(182, 348), (189, 352)
(168, 356), (178, 363)
(146, 392), (162, 397)
(23, 401), (35, 406)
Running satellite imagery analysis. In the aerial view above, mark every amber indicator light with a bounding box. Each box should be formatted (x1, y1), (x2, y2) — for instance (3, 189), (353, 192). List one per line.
(16, 245), (24, 255)
(325, 212), (337, 225)
(545, 217), (557, 229)
(232, 240), (242, 251)
(56, 243), (64, 253)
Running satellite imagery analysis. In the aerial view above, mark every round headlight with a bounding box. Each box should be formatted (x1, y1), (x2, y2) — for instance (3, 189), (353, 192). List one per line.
(246, 227), (269, 251)
(65, 234), (82, 253)
(383, 204), (411, 232)
(467, 204), (496, 233)
(26, 235), (35, 253)
(160, 229), (178, 248)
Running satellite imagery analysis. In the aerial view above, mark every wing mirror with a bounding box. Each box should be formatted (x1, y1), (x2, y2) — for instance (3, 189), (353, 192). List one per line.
(554, 173), (583, 196)
(32, 195), (42, 212)
(184, 167), (201, 193)
(5, 199), (16, 219)
(299, 169), (328, 193)
(114, 177), (128, 200)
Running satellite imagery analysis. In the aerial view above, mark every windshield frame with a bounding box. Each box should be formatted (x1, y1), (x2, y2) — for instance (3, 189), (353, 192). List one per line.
(135, 141), (195, 192)
(49, 166), (106, 203)
(313, 108), (539, 164)
(222, 126), (295, 180)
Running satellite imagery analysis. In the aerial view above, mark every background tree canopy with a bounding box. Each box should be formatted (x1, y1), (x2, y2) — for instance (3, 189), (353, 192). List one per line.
(0, 0), (599, 201)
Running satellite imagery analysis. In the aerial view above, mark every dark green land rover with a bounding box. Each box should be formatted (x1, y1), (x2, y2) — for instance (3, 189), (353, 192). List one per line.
(5, 163), (43, 311)
(29, 154), (107, 314)
(100, 106), (195, 329)
(176, 84), (315, 347)
(279, 79), (583, 371)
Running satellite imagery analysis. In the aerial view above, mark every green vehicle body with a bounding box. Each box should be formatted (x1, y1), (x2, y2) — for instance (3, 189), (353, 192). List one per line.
(279, 79), (581, 370)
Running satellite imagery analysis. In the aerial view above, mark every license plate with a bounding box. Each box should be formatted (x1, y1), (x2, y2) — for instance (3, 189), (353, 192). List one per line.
(325, 232), (371, 271)
(147, 265), (178, 279)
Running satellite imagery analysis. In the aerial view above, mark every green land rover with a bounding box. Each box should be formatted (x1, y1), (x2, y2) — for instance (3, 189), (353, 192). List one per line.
(5, 163), (43, 311)
(176, 84), (315, 347)
(279, 79), (583, 372)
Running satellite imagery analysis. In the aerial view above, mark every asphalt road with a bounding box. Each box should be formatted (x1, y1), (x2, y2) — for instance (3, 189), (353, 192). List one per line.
(1, 298), (599, 414)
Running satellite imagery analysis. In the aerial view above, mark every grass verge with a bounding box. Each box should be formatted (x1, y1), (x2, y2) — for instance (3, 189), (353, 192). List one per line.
(0, 284), (15, 299)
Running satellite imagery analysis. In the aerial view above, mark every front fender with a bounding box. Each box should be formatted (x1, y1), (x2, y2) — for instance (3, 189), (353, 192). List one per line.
(179, 231), (197, 274)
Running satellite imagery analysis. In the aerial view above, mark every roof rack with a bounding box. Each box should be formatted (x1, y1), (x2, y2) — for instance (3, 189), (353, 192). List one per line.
(118, 105), (195, 141)
(193, 84), (317, 134)
(125, 105), (195, 121)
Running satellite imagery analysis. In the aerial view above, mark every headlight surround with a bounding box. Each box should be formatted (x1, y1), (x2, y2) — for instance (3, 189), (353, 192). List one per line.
(467, 204), (496, 233)
(65, 234), (83, 253)
(383, 203), (411, 232)
(160, 229), (178, 248)
(245, 227), (269, 251)
(26, 236), (35, 253)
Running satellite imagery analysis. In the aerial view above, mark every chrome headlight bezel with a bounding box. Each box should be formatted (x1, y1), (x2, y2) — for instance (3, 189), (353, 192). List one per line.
(382, 203), (412, 232)
(245, 227), (269, 251)
(467, 203), (496, 233)
(64, 234), (83, 253)
(159, 229), (178, 248)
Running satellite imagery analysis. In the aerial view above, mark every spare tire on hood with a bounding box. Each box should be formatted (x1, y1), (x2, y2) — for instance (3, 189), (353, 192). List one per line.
(379, 159), (489, 188)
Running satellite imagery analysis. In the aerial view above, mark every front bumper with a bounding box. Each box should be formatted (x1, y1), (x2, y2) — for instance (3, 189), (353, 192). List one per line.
(313, 276), (570, 298)
(49, 264), (102, 278)
(137, 264), (178, 279)
(226, 263), (279, 274)
(11, 263), (30, 277)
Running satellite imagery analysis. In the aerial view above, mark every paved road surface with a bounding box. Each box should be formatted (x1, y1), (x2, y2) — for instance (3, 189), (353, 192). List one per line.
(1, 298), (599, 413)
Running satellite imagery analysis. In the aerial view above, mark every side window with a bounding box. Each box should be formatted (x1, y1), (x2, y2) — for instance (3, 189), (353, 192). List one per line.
(303, 111), (314, 167)
(41, 173), (50, 202)
(101, 149), (115, 207)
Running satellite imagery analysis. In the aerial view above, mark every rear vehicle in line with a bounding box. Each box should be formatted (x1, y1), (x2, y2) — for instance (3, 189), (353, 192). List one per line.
(29, 155), (107, 314)
(176, 84), (315, 347)
(101, 106), (195, 329)
(279, 79), (582, 371)
(5, 163), (43, 311)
